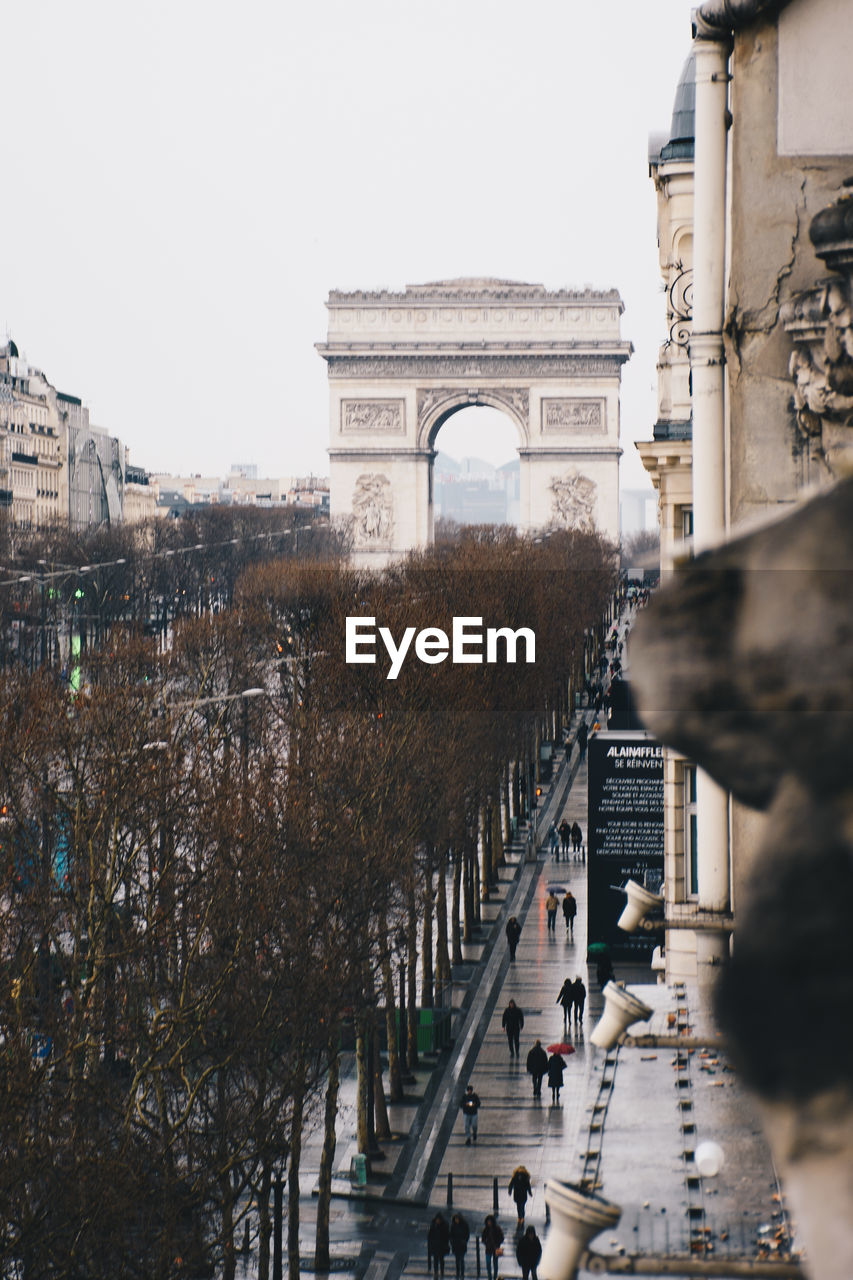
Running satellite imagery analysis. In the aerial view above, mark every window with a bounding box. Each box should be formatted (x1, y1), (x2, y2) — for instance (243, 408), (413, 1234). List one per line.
(684, 763), (698, 897)
(682, 506), (694, 539)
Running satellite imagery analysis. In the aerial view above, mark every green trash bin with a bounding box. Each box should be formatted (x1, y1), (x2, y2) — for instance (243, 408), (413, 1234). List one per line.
(417, 1008), (452, 1054)
(350, 1154), (367, 1186)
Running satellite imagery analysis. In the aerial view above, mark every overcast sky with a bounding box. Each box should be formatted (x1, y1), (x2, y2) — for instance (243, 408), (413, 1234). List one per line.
(3, 1), (694, 492)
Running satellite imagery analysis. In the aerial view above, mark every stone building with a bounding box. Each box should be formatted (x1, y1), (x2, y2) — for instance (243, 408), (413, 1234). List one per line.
(123, 462), (156, 524)
(637, 0), (853, 990)
(0, 340), (65, 528)
(0, 337), (154, 529)
(631, 5), (853, 1273)
(635, 55), (701, 983)
(637, 53), (695, 578)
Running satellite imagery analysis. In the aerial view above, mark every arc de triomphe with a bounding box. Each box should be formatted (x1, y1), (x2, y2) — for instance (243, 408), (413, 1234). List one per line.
(317, 279), (632, 561)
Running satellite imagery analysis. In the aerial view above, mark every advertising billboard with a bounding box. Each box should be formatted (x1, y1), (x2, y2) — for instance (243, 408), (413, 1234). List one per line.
(587, 730), (664, 959)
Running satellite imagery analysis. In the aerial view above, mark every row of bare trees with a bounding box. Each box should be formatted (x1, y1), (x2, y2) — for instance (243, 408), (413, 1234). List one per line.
(0, 518), (616, 1279)
(0, 507), (340, 672)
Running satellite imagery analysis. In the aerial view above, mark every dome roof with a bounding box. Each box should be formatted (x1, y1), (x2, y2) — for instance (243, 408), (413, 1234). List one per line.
(660, 52), (695, 162)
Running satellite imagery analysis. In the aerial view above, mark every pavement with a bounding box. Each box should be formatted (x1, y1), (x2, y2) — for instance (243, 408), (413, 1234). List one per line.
(235, 608), (796, 1279)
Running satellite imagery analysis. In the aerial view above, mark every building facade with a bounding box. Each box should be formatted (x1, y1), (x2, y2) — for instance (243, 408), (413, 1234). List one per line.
(631, 5), (853, 1271)
(638, 0), (853, 990)
(1, 338), (155, 529)
(0, 341), (65, 528)
(637, 53), (695, 577)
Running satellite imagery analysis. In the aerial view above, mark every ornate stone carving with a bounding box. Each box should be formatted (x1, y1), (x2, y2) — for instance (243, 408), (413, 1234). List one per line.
(341, 399), (405, 434)
(328, 280), (623, 305)
(781, 191), (853, 479)
(352, 473), (393, 547)
(549, 471), (597, 529)
(417, 387), (529, 435)
(542, 398), (604, 434)
(665, 261), (693, 351)
(326, 355), (623, 379)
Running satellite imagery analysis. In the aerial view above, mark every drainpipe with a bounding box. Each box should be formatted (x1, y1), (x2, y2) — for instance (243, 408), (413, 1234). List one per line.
(688, 16), (732, 980)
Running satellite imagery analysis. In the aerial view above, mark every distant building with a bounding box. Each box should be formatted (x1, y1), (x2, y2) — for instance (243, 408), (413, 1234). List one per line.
(0, 340), (65, 527)
(619, 488), (659, 538)
(123, 462), (155, 524)
(151, 471), (329, 516)
(1, 337), (155, 529)
(433, 452), (520, 526)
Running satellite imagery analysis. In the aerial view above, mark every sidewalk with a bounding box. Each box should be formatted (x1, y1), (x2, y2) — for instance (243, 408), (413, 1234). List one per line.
(398, 739), (597, 1228)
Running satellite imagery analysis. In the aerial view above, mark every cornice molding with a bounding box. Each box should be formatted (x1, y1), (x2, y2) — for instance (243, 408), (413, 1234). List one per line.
(321, 353), (630, 379)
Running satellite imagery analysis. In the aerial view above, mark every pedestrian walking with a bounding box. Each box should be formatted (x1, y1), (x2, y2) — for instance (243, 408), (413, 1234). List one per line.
(428, 1213), (451, 1280)
(547, 1051), (567, 1104)
(596, 954), (615, 987)
(502, 999), (524, 1057)
(545, 890), (558, 934)
(558, 820), (571, 858)
(508, 1165), (533, 1227)
(572, 975), (586, 1026)
(516, 1226), (542, 1280)
(525, 1039), (548, 1098)
(577, 720), (588, 761)
(556, 977), (575, 1034)
(571, 821), (584, 861)
(505, 915), (522, 961)
(548, 821), (560, 860)
(460, 1084), (481, 1144)
(562, 890), (577, 940)
(481, 1215), (504, 1280)
(449, 1213), (470, 1279)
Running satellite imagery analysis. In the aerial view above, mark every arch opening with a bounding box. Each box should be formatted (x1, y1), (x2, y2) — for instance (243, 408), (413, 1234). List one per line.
(431, 405), (521, 530)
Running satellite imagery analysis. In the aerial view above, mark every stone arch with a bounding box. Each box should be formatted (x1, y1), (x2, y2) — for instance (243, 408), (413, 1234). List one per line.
(418, 388), (530, 452)
(318, 279), (632, 564)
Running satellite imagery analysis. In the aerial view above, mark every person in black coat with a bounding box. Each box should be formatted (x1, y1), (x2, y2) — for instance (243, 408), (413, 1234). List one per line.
(577, 720), (588, 760)
(561, 891), (577, 940)
(459, 1083), (481, 1144)
(547, 1051), (566, 1104)
(449, 1213), (470, 1279)
(516, 1226), (542, 1280)
(525, 1039), (548, 1097)
(508, 1165), (533, 1226)
(428, 1213), (451, 1279)
(557, 976), (575, 1032)
(505, 915), (522, 960)
(502, 999), (524, 1057)
(481, 1215), (504, 1280)
(572, 975), (586, 1026)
